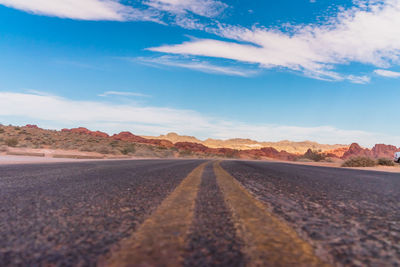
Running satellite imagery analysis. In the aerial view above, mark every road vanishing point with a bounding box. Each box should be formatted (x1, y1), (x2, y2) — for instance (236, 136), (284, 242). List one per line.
(1, 159), (399, 266)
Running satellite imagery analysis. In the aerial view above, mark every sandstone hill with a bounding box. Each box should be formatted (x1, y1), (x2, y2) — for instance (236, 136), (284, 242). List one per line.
(143, 132), (347, 154)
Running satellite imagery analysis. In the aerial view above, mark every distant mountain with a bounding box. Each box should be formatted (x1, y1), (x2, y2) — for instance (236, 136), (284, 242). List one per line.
(142, 132), (347, 154)
(2, 125), (398, 162)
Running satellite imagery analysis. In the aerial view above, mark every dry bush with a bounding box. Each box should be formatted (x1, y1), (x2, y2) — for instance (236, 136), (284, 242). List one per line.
(95, 146), (111, 154)
(303, 149), (326, 162)
(5, 138), (18, 147)
(377, 158), (395, 166)
(342, 157), (376, 167)
(121, 144), (136, 155)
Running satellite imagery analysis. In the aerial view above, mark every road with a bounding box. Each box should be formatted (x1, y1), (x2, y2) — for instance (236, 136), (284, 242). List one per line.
(0, 159), (399, 266)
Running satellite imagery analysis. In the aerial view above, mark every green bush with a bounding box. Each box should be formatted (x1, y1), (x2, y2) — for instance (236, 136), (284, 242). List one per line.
(5, 138), (19, 147)
(342, 157), (376, 167)
(377, 158), (395, 166)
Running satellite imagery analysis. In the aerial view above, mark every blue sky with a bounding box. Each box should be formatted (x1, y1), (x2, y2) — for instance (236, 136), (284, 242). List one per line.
(0, 0), (399, 147)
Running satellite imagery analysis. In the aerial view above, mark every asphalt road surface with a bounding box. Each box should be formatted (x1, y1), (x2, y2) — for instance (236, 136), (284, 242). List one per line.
(0, 159), (399, 266)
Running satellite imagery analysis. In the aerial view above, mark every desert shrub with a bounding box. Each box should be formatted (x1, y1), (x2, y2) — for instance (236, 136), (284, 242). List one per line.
(377, 158), (395, 166)
(0, 128), (4, 134)
(121, 144), (136, 155)
(342, 157), (376, 167)
(303, 149), (326, 162)
(14, 127), (20, 131)
(79, 145), (94, 152)
(96, 146), (110, 154)
(179, 150), (192, 156)
(225, 151), (238, 158)
(109, 140), (119, 148)
(5, 138), (18, 147)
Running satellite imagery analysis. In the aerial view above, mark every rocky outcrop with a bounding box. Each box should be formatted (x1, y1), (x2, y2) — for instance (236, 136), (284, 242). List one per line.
(113, 131), (174, 148)
(61, 127), (109, 138)
(112, 131), (148, 142)
(342, 143), (399, 159)
(342, 143), (369, 159)
(370, 144), (398, 159)
(238, 147), (297, 161)
(324, 147), (349, 158)
(25, 124), (39, 129)
(174, 142), (238, 156)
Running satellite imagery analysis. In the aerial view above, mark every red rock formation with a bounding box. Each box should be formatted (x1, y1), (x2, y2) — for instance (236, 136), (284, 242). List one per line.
(174, 142), (238, 156)
(370, 144), (398, 159)
(61, 127), (109, 138)
(342, 143), (369, 159)
(25, 124), (39, 129)
(237, 147), (297, 161)
(324, 147), (349, 158)
(341, 143), (399, 159)
(175, 142), (209, 152)
(112, 131), (148, 142)
(113, 131), (174, 148)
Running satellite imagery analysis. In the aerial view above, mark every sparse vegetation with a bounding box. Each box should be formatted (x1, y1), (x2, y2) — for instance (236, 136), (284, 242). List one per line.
(121, 144), (136, 155)
(342, 157), (376, 167)
(179, 150), (192, 157)
(377, 158), (395, 166)
(5, 138), (19, 147)
(302, 149), (326, 162)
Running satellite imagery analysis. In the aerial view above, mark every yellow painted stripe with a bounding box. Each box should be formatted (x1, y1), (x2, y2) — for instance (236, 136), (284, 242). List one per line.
(214, 162), (330, 267)
(107, 162), (207, 267)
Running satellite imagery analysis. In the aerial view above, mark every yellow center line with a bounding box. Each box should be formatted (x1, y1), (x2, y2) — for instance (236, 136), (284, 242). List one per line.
(214, 161), (330, 267)
(106, 162), (207, 267)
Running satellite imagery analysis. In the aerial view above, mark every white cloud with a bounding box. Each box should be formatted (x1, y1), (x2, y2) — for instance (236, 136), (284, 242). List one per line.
(149, 0), (400, 82)
(0, 0), (159, 21)
(98, 91), (151, 97)
(0, 0), (225, 23)
(347, 75), (371, 84)
(374, 69), (400, 78)
(143, 0), (227, 17)
(0, 91), (398, 147)
(137, 56), (257, 76)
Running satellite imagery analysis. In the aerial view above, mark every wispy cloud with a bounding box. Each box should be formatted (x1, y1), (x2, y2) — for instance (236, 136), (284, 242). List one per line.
(98, 91), (151, 97)
(374, 69), (400, 78)
(0, 91), (398, 147)
(150, 0), (400, 82)
(143, 0), (227, 17)
(0, 0), (161, 21)
(0, 0), (225, 25)
(137, 56), (257, 77)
